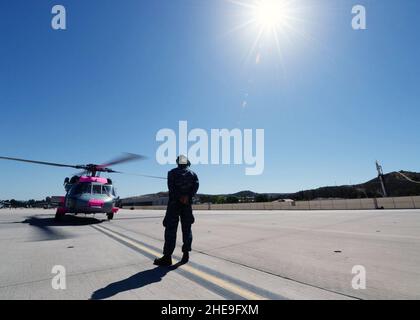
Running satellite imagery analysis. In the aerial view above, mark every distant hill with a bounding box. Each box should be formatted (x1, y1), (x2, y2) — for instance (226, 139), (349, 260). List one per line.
(289, 171), (420, 201)
(122, 171), (420, 204)
(246, 171), (420, 202)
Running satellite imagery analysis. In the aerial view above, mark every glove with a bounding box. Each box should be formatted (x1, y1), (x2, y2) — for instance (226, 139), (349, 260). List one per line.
(179, 195), (189, 205)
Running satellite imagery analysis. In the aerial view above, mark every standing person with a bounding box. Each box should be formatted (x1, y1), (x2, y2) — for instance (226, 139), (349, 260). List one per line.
(154, 155), (199, 266)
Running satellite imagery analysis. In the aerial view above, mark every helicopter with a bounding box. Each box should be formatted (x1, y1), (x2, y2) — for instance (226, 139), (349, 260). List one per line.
(0, 153), (157, 220)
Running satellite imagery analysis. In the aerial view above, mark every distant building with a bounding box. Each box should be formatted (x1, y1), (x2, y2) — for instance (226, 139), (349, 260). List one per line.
(50, 196), (64, 207)
(121, 192), (169, 207)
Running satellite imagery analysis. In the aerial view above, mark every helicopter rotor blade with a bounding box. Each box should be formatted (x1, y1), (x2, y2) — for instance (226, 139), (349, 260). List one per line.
(1, 153), (150, 177)
(0, 156), (84, 170)
(97, 153), (147, 169)
(113, 170), (167, 180)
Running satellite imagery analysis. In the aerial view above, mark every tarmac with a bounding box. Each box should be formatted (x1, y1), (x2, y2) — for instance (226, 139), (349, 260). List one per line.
(0, 208), (419, 300)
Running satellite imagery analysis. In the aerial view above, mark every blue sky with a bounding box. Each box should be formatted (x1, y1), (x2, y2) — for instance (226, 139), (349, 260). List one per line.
(1, 0), (419, 199)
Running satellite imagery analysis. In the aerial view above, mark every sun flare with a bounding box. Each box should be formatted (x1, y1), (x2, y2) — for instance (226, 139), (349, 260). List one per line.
(228, 0), (306, 64)
(254, 0), (285, 30)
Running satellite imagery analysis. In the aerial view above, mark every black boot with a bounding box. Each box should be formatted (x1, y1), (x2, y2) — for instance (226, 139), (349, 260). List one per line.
(154, 255), (172, 266)
(181, 252), (189, 263)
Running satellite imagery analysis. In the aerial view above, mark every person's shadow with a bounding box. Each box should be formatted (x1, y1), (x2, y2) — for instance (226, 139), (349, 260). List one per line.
(90, 262), (184, 300)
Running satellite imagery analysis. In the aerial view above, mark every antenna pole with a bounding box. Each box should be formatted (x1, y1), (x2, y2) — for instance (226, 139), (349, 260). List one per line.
(376, 161), (388, 197)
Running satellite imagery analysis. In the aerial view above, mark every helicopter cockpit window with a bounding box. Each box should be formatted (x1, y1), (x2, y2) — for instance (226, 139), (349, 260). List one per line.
(103, 185), (114, 196)
(72, 183), (92, 195)
(92, 184), (102, 194)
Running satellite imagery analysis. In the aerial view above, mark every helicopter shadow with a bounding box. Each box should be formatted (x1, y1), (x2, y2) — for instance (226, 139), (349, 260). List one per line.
(21, 215), (105, 241)
(90, 262), (184, 300)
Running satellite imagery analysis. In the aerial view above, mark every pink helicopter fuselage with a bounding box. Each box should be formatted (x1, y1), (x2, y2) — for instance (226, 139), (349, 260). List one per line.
(57, 176), (119, 215)
(78, 176), (108, 184)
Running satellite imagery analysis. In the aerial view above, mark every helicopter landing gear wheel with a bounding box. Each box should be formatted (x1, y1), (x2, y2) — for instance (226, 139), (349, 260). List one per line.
(107, 212), (114, 220)
(55, 211), (65, 221)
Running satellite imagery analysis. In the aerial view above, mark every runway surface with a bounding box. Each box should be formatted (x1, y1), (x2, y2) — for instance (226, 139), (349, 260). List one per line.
(0, 208), (419, 300)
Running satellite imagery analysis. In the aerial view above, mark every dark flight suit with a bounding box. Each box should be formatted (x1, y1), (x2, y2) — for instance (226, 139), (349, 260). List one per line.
(163, 166), (199, 256)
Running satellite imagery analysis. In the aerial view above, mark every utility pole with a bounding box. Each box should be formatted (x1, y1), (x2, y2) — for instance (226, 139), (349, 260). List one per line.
(376, 161), (388, 197)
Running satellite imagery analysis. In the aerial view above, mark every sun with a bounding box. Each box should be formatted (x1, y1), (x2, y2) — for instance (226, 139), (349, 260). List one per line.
(227, 0), (306, 64)
(254, 0), (285, 30)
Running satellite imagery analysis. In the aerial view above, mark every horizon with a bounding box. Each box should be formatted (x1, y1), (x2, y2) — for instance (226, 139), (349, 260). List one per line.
(1, 0), (420, 199)
(2, 168), (418, 201)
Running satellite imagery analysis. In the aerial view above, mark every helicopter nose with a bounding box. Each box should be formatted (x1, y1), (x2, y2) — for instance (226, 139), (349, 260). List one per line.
(88, 199), (105, 208)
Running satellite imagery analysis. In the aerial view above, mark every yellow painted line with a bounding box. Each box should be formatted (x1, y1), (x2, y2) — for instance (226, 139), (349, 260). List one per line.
(94, 224), (265, 300)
